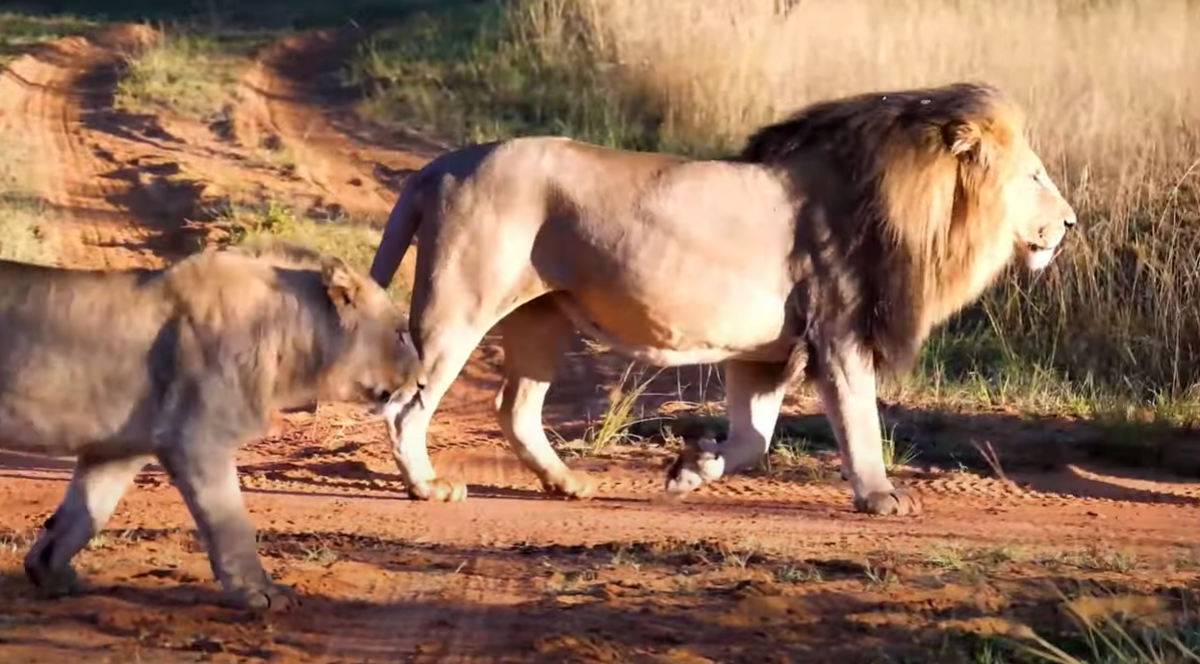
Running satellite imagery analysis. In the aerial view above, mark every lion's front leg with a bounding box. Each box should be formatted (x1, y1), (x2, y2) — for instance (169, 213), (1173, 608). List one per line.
(381, 322), (488, 503)
(158, 441), (296, 611)
(813, 339), (922, 517)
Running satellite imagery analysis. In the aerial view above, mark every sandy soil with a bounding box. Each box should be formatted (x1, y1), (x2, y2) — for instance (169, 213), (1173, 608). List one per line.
(1, 23), (1198, 664)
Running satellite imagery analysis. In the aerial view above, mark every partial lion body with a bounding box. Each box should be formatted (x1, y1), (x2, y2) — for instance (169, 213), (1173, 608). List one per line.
(394, 138), (798, 366)
(1, 243), (421, 610)
(0, 254), (345, 457)
(370, 82), (1077, 513)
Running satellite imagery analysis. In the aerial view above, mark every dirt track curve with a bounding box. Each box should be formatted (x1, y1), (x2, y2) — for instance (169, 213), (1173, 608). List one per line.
(1, 24), (1199, 664)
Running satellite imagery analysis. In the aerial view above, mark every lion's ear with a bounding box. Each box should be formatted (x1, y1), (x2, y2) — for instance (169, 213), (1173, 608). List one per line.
(321, 257), (360, 312)
(943, 119), (984, 162)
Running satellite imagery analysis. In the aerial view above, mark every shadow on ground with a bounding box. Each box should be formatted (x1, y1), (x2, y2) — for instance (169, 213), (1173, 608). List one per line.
(0, 528), (1196, 664)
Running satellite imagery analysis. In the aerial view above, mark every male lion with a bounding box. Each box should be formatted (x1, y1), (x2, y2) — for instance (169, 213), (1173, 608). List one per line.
(368, 82), (1076, 516)
(0, 241), (423, 610)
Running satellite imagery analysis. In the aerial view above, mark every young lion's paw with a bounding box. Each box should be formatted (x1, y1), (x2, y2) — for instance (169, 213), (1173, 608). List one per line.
(229, 582), (299, 612)
(24, 561), (80, 599)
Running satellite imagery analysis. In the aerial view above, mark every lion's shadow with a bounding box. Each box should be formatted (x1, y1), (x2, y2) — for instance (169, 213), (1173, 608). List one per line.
(0, 531), (1194, 664)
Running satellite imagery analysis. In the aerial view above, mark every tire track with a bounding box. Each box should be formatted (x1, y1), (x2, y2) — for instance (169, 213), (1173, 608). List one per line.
(0, 25), (166, 270)
(233, 28), (433, 222)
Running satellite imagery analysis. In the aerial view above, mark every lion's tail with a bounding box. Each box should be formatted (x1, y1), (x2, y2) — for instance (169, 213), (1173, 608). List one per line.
(369, 172), (425, 289)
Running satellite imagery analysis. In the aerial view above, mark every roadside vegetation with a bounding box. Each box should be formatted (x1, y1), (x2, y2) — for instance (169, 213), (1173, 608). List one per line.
(113, 27), (248, 124)
(0, 12), (97, 65)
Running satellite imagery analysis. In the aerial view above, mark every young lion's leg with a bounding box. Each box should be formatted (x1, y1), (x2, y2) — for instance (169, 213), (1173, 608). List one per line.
(24, 453), (150, 597)
(157, 442), (294, 611)
(812, 337), (922, 516)
(665, 360), (788, 495)
(495, 297), (594, 499)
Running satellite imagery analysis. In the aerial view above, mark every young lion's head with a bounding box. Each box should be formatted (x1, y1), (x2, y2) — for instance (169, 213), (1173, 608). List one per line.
(316, 255), (426, 410)
(225, 240), (426, 410)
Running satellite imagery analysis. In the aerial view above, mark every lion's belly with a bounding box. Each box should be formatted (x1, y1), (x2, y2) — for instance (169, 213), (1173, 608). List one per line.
(554, 287), (792, 367)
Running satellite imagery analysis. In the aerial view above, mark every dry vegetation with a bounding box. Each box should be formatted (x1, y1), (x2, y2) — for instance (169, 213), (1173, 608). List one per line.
(0, 134), (61, 266)
(113, 28), (244, 122)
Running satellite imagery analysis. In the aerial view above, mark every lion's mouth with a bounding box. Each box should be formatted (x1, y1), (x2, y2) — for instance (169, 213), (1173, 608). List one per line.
(1024, 242), (1058, 271)
(362, 385), (393, 404)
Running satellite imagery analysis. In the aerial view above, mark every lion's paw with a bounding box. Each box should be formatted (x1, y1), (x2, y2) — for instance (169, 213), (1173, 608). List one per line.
(541, 471), (597, 500)
(663, 446), (725, 497)
(407, 477), (468, 502)
(23, 561), (79, 599)
(852, 489), (923, 516)
(229, 582), (299, 612)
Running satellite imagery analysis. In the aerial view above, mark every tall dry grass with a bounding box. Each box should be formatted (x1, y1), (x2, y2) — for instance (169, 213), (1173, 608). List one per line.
(509, 0), (1200, 401)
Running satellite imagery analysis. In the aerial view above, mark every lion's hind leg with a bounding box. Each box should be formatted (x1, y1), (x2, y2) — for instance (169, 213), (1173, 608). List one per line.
(665, 360), (788, 496)
(157, 441), (295, 611)
(25, 453), (150, 597)
(496, 297), (595, 499)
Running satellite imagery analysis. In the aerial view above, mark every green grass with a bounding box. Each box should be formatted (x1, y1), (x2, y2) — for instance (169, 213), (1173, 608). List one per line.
(5, 1), (446, 29)
(217, 198), (409, 299)
(113, 26), (268, 123)
(0, 12), (98, 65)
(344, 2), (668, 149)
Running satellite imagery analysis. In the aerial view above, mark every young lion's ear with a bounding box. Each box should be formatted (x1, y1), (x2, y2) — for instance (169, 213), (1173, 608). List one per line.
(321, 257), (360, 312)
(942, 119), (984, 162)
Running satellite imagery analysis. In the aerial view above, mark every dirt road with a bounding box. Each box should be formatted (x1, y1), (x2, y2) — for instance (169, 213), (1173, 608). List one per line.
(1, 25), (1197, 664)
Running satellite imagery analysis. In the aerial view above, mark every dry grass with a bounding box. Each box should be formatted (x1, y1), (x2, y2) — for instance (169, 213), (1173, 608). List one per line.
(0, 134), (61, 266)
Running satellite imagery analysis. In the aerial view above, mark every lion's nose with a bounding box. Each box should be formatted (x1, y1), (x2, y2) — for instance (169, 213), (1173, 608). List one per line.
(1063, 210), (1077, 229)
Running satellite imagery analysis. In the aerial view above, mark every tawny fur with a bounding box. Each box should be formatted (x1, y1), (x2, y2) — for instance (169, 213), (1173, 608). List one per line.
(368, 81), (1076, 515)
(0, 240), (423, 610)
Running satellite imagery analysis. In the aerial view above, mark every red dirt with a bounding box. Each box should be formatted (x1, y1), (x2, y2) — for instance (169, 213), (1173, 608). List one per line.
(1, 24), (1198, 664)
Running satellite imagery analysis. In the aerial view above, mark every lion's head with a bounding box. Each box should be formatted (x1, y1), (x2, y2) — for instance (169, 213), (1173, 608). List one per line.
(740, 81), (1076, 373)
(222, 240), (426, 409)
(318, 254), (426, 408)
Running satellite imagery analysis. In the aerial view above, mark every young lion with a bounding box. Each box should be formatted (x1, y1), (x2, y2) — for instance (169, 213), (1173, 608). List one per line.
(0, 241), (423, 611)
